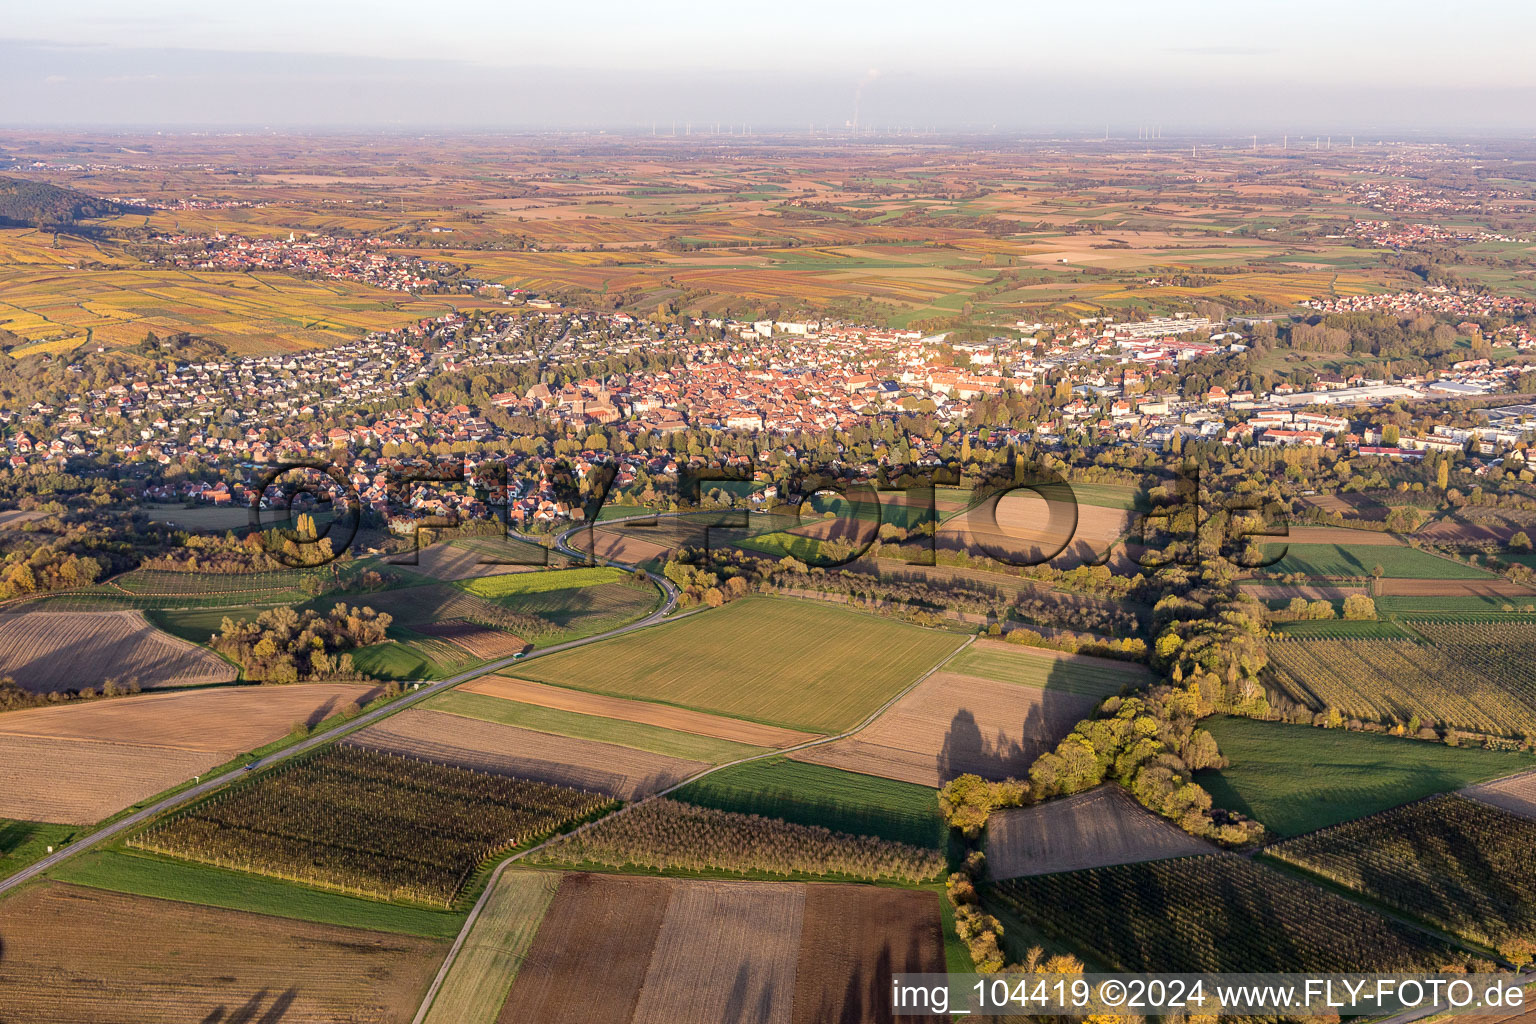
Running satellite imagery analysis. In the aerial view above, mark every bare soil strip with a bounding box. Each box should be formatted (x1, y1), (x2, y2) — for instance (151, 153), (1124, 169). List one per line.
(348, 708), (707, 800)
(466, 676), (820, 748)
(1463, 770), (1536, 821)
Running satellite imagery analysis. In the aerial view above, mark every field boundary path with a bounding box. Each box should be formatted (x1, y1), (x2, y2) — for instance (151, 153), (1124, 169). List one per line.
(0, 551), (681, 900)
(409, 633), (977, 1024)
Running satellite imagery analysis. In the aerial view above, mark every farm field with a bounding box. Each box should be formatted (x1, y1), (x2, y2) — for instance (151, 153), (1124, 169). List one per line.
(460, 565), (628, 598)
(1375, 577), (1536, 598)
(49, 847), (464, 937)
(413, 619), (530, 659)
(0, 883), (446, 1023)
(986, 785), (1214, 879)
(428, 688), (771, 763)
(0, 262), (461, 354)
(792, 666), (1100, 786)
(790, 642), (1142, 789)
(1196, 716), (1536, 837)
(1242, 582), (1369, 602)
(629, 880), (805, 1024)
(1463, 769), (1536, 820)
(1270, 795), (1536, 949)
(988, 855), (1458, 973)
(937, 493), (1135, 570)
(1263, 542), (1490, 579)
(528, 797), (945, 883)
(496, 873), (946, 1024)
(0, 682), (380, 825)
(515, 597), (964, 734)
(947, 639), (1149, 694)
(0, 608), (236, 692)
(495, 872), (675, 1024)
(404, 544), (538, 581)
(132, 745), (609, 906)
(1273, 618), (1415, 638)
(461, 675), (819, 748)
(482, 579), (662, 644)
(1281, 526), (1407, 545)
(1266, 629), (1536, 737)
(421, 870), (561, 1024)
(349, 706), (711, 799)
(671, 757), (948, 848)
(1419, 510), (1536, 544)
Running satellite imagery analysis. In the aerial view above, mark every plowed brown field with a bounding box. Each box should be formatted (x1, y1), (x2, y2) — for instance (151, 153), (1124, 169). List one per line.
(0, 609), (236, 693)
(0, 883), (444, 1024)
(0, 683), (380, 824)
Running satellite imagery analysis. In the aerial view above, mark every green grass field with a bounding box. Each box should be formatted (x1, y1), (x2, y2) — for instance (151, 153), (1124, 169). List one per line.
(146, 605), (278, 644)
(1376, 595), (1536, 616)
(421, 870), (560, 1024)
(1197, 715), (1536, 837)
(460, 566), (627, 599)
(426, 689), (769, 763)
(0, 820), (79, 880)
(517, 596), (964, 733)
(1264, 543), (1491, 579)
(670, 756), (948, 849)
(47, 848), (464, 938)
(946, 644), (1146, 698)
(1272, 619), (1414, 639)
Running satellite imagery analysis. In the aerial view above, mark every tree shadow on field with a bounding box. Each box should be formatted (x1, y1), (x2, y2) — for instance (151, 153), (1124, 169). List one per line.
(937, 654), (1104, 784)
(198, 988), (298, 1024)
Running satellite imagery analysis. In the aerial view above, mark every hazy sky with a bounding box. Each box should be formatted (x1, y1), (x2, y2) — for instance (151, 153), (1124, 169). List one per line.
(5, 1), (1535, 132)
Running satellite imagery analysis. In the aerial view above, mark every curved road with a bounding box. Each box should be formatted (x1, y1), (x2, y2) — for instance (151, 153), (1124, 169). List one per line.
(0, 536), (681, 899)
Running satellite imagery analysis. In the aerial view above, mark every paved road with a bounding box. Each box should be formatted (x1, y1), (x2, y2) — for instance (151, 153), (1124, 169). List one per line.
(0, 547), (681, 899)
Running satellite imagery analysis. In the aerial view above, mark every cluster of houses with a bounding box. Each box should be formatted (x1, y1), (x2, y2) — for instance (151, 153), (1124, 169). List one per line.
(149, 231), (457, 292)
(1345, 221), (1530, 248)
(8, 296), (1536, 526)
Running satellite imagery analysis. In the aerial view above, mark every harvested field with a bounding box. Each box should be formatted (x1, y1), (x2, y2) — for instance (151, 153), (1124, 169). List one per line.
(1375, 578), (1536, 597)
(631, 881), (805, 1024)
(498, 873), (675, 1024)
(1264, 543), (1489, 579)
(414, 619), (529, 659)
(1301, 492), (1393, 522)
(1420, 510), (1536, 544)
(986, 785), (1213, 879)
(496, 874), (946, 1024)
(1241, 582), (1368, 601)
(406, 543), (537, 581)
(1281, 526), (1405, 545)
(349, 707), (708, 799)
(0, 508), (45, 529)
(517, 597), (963, 734)
(0, 682), (379, 824)
(792, 885), (947, 1024)
(1463, 769), (1536, 821)
(937, 492), (1134, 569)
(464, 676), (820, 747)
(0, 883), (444, 1024)
(579, 526), (675, 566)
(793, 669), (1098, 786)
(422, 871), (560, 1024)
(0, 609), (236, 693)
